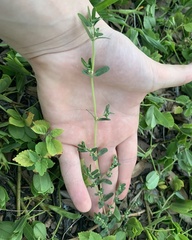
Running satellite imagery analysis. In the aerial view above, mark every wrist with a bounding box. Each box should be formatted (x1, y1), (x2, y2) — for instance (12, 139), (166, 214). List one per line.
(0, 0), (94, 59)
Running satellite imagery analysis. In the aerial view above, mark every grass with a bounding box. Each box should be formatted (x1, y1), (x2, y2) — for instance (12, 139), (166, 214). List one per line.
(0, 0), (192, 239)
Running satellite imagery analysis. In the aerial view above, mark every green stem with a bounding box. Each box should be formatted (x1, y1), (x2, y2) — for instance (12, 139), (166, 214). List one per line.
(90, 33), (100, 176)
(16, 165), (21, 217)
(91, 38), (98, 149)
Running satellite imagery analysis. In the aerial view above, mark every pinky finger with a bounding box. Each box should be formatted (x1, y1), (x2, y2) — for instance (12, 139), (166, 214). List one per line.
(116, 133), (138, 200)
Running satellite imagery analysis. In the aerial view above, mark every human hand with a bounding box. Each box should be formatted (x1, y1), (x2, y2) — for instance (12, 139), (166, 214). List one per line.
(29, 25), (192, 215)
(1, 0), (191, 215)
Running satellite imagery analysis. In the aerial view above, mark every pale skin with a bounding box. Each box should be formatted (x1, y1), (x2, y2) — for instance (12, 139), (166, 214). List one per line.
(0, 0), (192, 215)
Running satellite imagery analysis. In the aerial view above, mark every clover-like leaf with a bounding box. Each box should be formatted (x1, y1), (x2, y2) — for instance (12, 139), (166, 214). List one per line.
(146, 171), (160, 190)
(33, 222), (47, 239)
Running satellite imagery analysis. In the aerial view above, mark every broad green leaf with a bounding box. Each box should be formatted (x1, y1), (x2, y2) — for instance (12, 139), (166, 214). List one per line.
(95, 0), (119, 11)
(103, 236), (116, 240)
(0, 221), (15, 239)
(35, 142), (49, 157)
(170, 199), (192, 214)
(146, 171), (160, 190)
(177, 148), (192, 173)
(181, 82), (192, 98)
(13, 215), (28, 234)
(184, 102), (192, 117)
(116, 231), (126, 240)
(94, 66), (110, 76)
(184, 22), (192, 32)
(0, 93), (13, 103)
(180, 123), (192, 136)
(0, 186), (9, 208)
(176, 95), (190, 104)
(33, 222), (47, 240)
(78, 231), (90, 240)
(46, 137), (63, 156)
(35, 158), (48, 176)
(78, 231), (102, 240)
(7, 109), (21, 119)
(50, 128), (63, 138)
(33, 172), (54, 194)
(126, 217), (143, 238)
(154, 108), (174, 128)
(24, 126), (37, 139)
(23, 222), (35, 240)
(9, 117), (25, 127)
(31, 120), (50, 135)
(48, 205), (81, 220)
(13, 150), (34, 167)
(113, 205), (121, 222)
(46, 158), (55, 169)
(139, 29), (167, 53)
(145, 105), (157, 128)
(0, 74), (12, 93)
(28, 151), (39, 163)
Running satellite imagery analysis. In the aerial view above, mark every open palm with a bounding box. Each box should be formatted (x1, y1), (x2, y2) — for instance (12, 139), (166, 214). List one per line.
(30, 26), (192, 214)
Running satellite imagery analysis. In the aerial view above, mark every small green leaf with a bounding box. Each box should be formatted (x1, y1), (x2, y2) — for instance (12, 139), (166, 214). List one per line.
(94, 66), (110, 77)
(100, 178), (112, 185)
(13, 150), (34, 167)
(146, 171), (160, 190)
(35, 158), (48, 176)
(103, 236), (116, 240)
(126, 217), (143, 238)
(28, 151), (39, 163)
(103, 192), (114, 202)
(35, 142), (49, 157)
(170, 199), (192, 214)
(184, 22), (192, 32)
(46, 136), (63, 156)
(13, 215), (28, 234)
(78, 13), (93, 40)
(9, 117), (25, 127)
(50, 128), (63, 138)
(95, 0), (119, 11)
(0, 74), (12, 93)
(0, 186), (9, 209)
(31, 120), (50, 135)
(98, 148), (108, 157)
(0, 222), (15, 239)
(23, 222), (34, 240)
(33, 172), (54, 194)
(116, 231), (126, 240)
(33, 222), (47, 240)
(145, 105), (157, 128)
(171, 177), (184, 192)
(48, 205), (81, 220)
(78, 231), (102, 240)
(176, 95), (190, 104)
(0, 93), (13, 103)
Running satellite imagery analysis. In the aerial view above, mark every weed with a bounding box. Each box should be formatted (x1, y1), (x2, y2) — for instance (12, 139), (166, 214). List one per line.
(0, 0), (192, 239)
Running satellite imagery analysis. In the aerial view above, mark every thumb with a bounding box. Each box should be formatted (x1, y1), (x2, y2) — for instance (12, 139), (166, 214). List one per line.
(153, 63), (192, 91)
